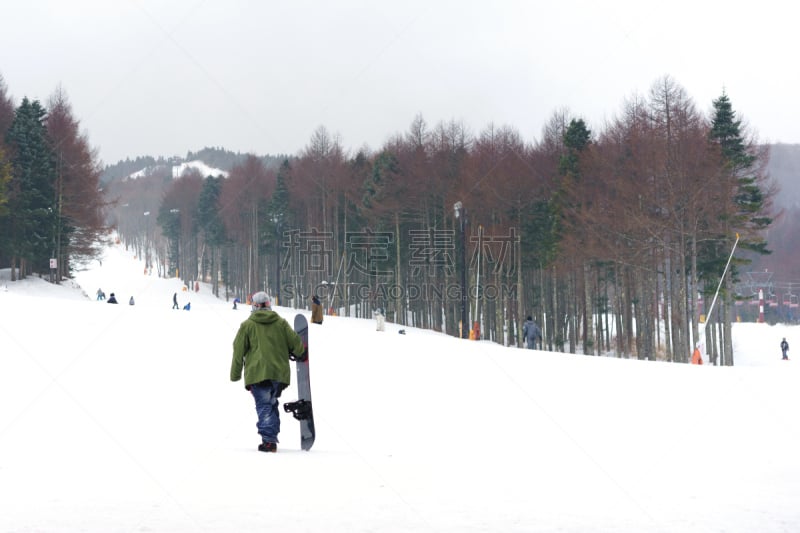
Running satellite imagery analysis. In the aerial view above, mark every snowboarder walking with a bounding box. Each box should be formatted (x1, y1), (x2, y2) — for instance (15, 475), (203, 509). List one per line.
(522, 316), (542, 349)
(781, 337), (789, 360)
(230, 291), (305, 453)
(172, 292), (179, 309)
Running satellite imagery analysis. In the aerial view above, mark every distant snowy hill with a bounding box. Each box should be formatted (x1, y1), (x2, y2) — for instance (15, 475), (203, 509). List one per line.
(125, 160), (228, 180)
(170, 160), (228, 178)
(101, 148), (286, 185)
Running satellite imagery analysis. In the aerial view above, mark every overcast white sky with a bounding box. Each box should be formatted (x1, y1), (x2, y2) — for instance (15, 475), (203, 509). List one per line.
(1, 0), (796, 165)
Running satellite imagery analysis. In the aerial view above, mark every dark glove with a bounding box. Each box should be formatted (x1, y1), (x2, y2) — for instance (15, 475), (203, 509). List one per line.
(289, 346), (308, 362)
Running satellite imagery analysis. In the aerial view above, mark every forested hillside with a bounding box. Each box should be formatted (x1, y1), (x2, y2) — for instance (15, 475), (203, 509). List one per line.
(107, 77), (773, 367)
(2, 70), (787, 366)
(100, 147), (289, 185)
(0, 76), (106, 281)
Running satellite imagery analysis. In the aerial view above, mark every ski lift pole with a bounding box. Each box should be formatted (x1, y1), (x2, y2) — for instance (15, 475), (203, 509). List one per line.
(703, 233), (740, 332)
(328, 252), (346, 311)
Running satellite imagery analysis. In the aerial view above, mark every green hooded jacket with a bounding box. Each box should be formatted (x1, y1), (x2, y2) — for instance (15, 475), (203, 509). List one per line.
(230, 310), (305, 387)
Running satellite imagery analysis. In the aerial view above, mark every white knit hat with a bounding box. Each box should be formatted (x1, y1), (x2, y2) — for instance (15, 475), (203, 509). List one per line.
(252, 291), (270, 307)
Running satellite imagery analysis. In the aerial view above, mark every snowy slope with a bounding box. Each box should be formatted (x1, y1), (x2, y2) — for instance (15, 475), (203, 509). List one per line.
(0, 242), (798, 532)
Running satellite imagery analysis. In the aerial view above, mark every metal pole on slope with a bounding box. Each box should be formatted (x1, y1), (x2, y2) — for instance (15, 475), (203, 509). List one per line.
(703, 233), (741, 335)
(328, 252), (346, 315)
(475, 224), (482, 339)
(454, 202), (468, 338)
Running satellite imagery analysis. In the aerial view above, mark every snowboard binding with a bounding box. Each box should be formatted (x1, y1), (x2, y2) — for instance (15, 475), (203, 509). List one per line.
(283, 399), (313, 421)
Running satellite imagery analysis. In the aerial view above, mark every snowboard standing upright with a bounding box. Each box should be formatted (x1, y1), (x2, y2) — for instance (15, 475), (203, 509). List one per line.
(283, 313), (315, 450)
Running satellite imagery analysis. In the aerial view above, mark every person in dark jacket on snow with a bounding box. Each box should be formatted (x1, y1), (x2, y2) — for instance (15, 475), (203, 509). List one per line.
(522, 316), (542, 349)
(781, 337), (789, 360)
(107, 293), (118, 304)
(231, 291), (305, 453)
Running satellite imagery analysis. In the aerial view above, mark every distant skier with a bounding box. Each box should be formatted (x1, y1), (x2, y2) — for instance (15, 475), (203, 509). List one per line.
(107, 293), (118, 304)
(374, 307), (385, 332)
(96, 288), (105, 301)
(691, 343), (703, 365)
(233, 297), (240, 310)
(781, 337), (789, 360)
(522, 316), (542, 349)
(311, 295), (323, 324)
(172, 292), (179, 310)
(129, 296), (135, 305)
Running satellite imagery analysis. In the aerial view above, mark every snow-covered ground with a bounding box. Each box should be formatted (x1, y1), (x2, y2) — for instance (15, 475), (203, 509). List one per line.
(0, 241), (798, 532)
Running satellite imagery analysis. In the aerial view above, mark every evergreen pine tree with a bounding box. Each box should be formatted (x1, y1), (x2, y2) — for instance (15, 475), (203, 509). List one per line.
(267, 159), (291, 230)
(0, 147), (10, 216)
(4, 98), (57, 276)
(264, 159), (292, 300)
(196, 175), (226, 247)
(709, 91), (771, 256)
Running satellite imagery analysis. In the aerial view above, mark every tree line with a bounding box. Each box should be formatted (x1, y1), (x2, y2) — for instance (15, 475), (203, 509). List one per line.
(1, 71), (771, 365)
(109, 76), (772, 365)
(0, 75), (107, 282)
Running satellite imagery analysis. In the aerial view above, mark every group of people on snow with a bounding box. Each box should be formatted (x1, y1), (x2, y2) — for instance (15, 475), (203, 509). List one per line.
(172, 292), (190, 310)
(100, 290), (134, 305)
(690, 336), (790, 365)
(232, 291), (800, 453)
